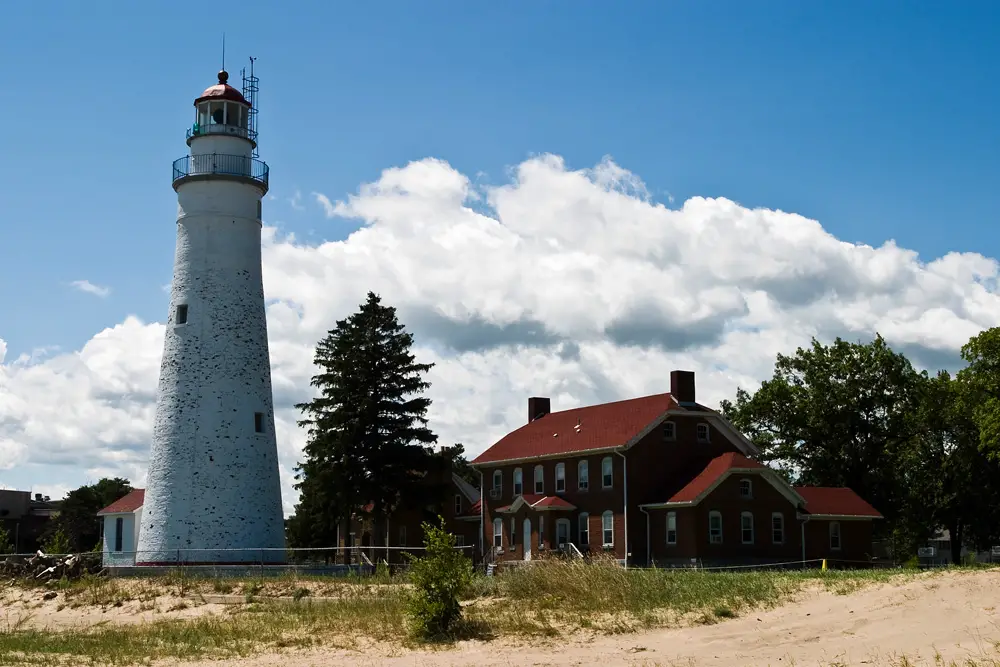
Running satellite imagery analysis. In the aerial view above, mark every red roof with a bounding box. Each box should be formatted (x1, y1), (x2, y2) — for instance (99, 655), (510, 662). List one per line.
(668, 453), (766, 503)
(495, 494), (576, 513)
(96, 489), (144, 515)
(473, 393), (679, 464)
(194, 71), (250, 106)
(532, 495), (576, 509)
(795, 487), (883, 518)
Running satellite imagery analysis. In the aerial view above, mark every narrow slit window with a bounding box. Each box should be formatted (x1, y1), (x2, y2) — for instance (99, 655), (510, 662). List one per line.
(254, 412), (265, 433)
(114, 517), (124, 552)
(175, 304), (188, 325)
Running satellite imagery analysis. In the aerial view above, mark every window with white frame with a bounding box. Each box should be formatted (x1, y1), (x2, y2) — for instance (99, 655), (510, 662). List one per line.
(663, 421), (676, 441)
(534, 464), (544, 493)
(513, 468), (523, 495)
(578, 513), (589, 546)
(454, 494), (462, 515)
(578, 460), (590, 490)
(538, 516), (545, 550)
(493, 518), (502, 548)
(666, 511), (677, 545)
(601, 456), (613, 488)
(771, 512), (784, 544)
(741, 512), (754, 544)
(740, 478), (753, 499)
(708, 511), (723, 544)
(555, 462), (566, 492)
(492, 470), (502, 494)
(697, 423), (710, 442)
(829, 521), (842, 550)
(602, 511), (614, 547)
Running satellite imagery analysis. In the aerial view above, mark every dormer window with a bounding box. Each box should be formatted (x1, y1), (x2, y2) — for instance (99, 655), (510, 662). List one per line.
(663, 421), (676, 441)
(697, 423), (710, 443)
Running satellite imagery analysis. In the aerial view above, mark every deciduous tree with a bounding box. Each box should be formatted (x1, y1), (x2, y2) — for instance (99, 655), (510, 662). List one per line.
(720, 335), (927, 536)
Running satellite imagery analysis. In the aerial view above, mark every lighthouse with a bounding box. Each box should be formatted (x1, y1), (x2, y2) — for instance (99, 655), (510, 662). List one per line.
(136, 64), (286, 565)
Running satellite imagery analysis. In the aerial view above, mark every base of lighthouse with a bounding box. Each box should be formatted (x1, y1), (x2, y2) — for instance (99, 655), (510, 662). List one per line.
(135, 188), (287, 565)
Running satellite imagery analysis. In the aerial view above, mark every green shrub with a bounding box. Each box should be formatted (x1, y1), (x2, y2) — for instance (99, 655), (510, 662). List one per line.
(0, 523), (12, 554)
(405, 517), (472, 639)
(42, 528), (71, 555)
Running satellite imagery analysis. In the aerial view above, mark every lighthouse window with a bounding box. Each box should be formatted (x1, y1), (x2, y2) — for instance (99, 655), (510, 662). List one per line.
(254, 412), (265, 433)
(227, 103), (242, 128)
(175, 304), (188, 325)
(197, 103), (210, 128)
(209, 102), (225, 125)
(256, 201), (262, 219)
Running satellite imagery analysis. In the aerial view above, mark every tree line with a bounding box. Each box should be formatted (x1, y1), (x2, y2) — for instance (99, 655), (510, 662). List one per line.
(721, 329), (1000, 563)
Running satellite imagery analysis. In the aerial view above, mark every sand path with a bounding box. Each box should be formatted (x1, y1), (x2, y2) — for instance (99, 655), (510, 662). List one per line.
(176, 570), (1000, 667)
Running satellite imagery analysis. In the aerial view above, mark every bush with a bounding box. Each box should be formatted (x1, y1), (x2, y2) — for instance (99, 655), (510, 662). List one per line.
(0, 524), (12, 554)
(42, 528), (71, 555)
(405, 517), (473, 639)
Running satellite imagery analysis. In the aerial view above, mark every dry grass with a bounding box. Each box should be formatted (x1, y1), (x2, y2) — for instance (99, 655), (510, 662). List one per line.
(0, 560), (993, 665)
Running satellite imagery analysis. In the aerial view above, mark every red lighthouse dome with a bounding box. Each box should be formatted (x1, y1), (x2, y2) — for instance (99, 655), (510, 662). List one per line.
(194, 70), (250, 107)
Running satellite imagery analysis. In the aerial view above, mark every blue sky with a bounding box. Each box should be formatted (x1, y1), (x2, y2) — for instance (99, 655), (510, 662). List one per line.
(5, 1), (1000, 502)
(2, 1), (999, 360)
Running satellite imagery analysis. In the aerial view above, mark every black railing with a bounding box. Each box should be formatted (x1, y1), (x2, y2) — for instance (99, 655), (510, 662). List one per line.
(172, 154), (269, 190)
(186, 122), (258, 144)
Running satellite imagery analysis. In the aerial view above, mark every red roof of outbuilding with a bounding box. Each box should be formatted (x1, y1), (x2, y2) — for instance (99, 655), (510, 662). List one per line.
(795, 487), (883, 518)
(96, 489), (144, 515)
(667, 453), (766, 503)
(472, 393), (680, 465)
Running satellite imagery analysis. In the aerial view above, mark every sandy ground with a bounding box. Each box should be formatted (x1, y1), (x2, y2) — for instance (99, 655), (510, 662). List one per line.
(4, 570), (1000, 666)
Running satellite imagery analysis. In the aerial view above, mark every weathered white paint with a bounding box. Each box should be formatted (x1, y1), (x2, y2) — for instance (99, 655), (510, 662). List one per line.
(136, 83), (285, 565)
(189, 133), (253, 159)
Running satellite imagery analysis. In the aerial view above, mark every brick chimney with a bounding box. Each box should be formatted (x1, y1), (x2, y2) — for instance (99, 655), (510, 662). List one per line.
(670, 370), (696, 405)
(528, 397), (551, 423)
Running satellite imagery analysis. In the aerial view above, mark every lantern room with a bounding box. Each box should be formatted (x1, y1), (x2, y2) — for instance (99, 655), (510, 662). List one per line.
(187, 70), (254, 144)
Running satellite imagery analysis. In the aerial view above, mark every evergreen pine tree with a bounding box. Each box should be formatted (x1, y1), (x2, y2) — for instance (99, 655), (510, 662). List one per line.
(294, 292), (439, 547)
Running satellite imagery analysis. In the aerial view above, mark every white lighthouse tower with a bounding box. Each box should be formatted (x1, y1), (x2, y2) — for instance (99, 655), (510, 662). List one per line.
(136, 64), (285, 565)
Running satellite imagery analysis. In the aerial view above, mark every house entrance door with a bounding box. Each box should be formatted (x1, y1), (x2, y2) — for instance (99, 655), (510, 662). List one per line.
(556, 519), (570, 549)
(523, 518), (532, 561)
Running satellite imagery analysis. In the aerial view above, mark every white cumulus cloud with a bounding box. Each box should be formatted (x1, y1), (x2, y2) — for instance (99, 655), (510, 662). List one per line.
(2, 155), (999, 513)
